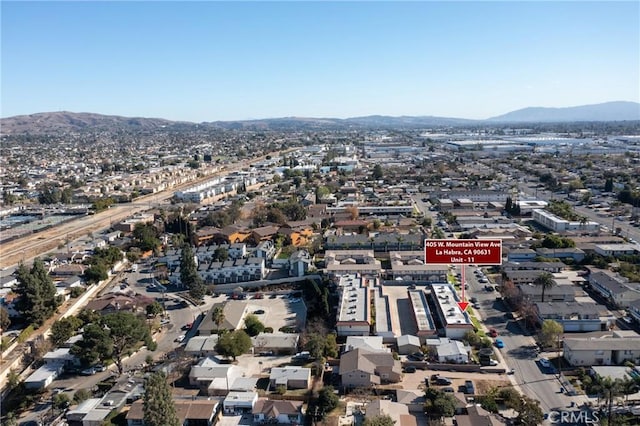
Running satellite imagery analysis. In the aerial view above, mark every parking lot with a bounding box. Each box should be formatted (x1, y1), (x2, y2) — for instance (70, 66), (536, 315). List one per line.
(230, 292), (308, 333)
(382, 285), (419, 336)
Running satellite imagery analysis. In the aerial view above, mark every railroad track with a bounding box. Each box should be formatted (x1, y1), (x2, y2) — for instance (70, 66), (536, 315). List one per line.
(0, 150), (290, 268)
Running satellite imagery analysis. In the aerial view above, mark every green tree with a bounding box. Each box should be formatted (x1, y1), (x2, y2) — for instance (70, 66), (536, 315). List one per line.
(243, 314), (265, 337)
(539, 319), (564, 349)
(73, 388), (92, 404)
(215, 330), (252, 360)
(363, 415), (395, 426)
(143, 372), (180, 426)
(14, 258), (59, 327)
(83, 262), (108, 284)
(325, 334), (339, 358)
(304, 333), (326, 360)
(516, 396), (544, 426)
(0, 306), (10, 331)
(50, 316), (83, 347)
(213, 247), (229, 262)
(103, 312), (154, 374)
(317, 386), (339, 418)
(180, 243), (206, 300)
(71, 322), (113, 366)
(534, 272), (556, 303)
(146, 301), (163, 318)
(72, 312), (153, 374)
(211, 305), (225, 333)
(604, 177), (614, 193)
(372, 164), (383, 180)
(424, 388), (456, 419)
(52, 393), (71, 410)
(132, 222), (161, 252)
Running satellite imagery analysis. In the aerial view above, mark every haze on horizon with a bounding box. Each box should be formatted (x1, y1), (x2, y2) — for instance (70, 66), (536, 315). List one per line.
(1, 1), (638, 122)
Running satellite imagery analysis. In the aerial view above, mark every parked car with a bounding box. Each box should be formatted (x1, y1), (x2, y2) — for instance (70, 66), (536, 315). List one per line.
(470, 297), (478, 304)
(94, 364), (107, 372)
(495, 338), (504, 348)
(442, 386), (455, 393)
(464, 380), (475, 394)
(175, 335), (186, 343)
(403, 366), (417, 373)
(488, 328), (498, 338)
(253, 309), (265, 315)
(539, 357), (551, 368)
(80, 368), (96, 376)
(408, 352), (425, 361)
(434, 376), (452, 385)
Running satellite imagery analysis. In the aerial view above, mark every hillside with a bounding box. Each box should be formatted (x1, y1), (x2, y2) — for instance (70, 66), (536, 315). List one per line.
(488, 101), (640, 123)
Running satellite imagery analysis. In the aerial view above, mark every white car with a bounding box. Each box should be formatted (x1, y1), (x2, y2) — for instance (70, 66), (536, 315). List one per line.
(175, 335), (186, 343)
(539, 357), (551, 368)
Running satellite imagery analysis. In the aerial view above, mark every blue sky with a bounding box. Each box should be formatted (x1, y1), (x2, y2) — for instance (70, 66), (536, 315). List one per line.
(2, 1), (639, 122)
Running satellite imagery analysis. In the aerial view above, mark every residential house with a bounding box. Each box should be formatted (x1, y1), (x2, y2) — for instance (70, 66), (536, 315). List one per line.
(127, 399), (219, 426)
(278, 224), (314, 247)
(588, 271), (640, 308)
(365, 399), (417, 426)
(407, 290), (438, 341)
(325, 250), (382, 277)
(502, 261), (564, 273)
(255, 240), (276, 264)
(396, 335), (421, 355)
(535, 302), (605, 332)
(252, 399), (304, 425)
(223, 391), (259, 415)
(252, 332), (299, 355)
(563, 331), (640, 366)
(340, 348), (402, 388)
(345, 336), (388, 353)
(184, 335), (219, 357)
(594, 244), (639, 258)
(195, 226), (221, 246)
(84, 293), (154, 314)
(395, 389), (426, 412)
(188, 357), (246, 396)
(220, 225), (251, 244)
(506, 248), (537, 262)
(336, 274), (371, 336)
(454, 404), (506, 426)
(429, 284), (474, 340)
(388, 251), (448, 283)
(518, 284), (576, 303)
(628, 299), (640, 324)
(269, 367), (312, 390)
(196, 257), (266, 285)
(250, 225), (280, 244)
(535, 247), (586, 262)
(198, 301), (250, 335)
(289, 249), (312, 277)
(436, 339), (470, 364)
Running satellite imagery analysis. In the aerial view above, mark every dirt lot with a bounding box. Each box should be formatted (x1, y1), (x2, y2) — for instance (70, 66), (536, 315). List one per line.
(400, 368), (511, 394)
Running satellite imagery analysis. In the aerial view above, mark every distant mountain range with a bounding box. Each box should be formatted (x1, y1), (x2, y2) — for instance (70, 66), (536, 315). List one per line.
(1, 101), (638, 134)
(486, 101), (640, 123)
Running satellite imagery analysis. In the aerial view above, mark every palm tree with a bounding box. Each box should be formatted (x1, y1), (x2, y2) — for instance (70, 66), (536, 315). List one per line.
(534, 272), (556, 303)
(211, 306), (225, 334)
(599, 376), (622, 425)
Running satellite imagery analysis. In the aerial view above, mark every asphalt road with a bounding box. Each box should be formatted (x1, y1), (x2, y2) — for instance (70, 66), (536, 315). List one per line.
(462, 266), (591, 417)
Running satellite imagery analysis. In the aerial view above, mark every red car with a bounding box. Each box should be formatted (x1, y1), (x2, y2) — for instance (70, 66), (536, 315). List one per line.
(488, 328), (498, 337)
